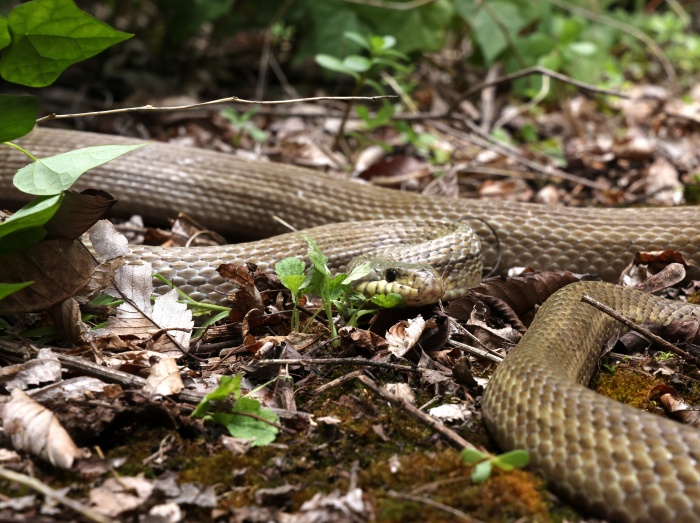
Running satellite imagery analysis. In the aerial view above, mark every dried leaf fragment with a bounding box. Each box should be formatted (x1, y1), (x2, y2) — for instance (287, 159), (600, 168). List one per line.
(3, 388), (84, 468)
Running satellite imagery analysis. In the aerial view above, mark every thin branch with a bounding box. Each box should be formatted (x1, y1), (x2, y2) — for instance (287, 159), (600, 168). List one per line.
(255, 357), (423, 373)
(386, 490), (485, 523)
(36, 95), (397, 123)
(433, 120), (607, 189)
(451, 65), (629, 114)
(0, 467), (115, 523)
(356, 374), (481, 451)
(580, 294), (697, 362)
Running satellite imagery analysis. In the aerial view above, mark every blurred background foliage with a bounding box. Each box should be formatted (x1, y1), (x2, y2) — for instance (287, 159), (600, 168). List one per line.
(1, 0), (697, 102)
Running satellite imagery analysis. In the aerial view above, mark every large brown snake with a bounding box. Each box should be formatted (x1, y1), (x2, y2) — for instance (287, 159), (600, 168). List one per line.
(2, 128), (700, 521)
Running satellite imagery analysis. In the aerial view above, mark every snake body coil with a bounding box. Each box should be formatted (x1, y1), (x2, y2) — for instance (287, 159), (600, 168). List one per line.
(2, 129), (700, 521)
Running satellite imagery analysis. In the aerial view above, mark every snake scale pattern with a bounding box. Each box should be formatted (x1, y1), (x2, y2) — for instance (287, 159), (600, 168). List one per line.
(2, 128), (700, 521)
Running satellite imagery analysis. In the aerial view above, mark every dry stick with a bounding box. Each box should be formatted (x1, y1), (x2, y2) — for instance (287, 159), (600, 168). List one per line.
(314, 369), (364, 396)
(0, 466), (115, 523)
(433, 120), (605, 190)
(547, 0), (679, 94)
(35, 95), (397, 123)
(580, 294), (697, 362)
(356, 374), (480, 451)
(450, 65), (629, 115)
(255, 357), (423, 373)
(386, 490), (485, 523)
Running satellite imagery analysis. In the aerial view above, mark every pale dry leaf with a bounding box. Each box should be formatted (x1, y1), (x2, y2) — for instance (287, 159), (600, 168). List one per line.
(646, 156), (683, 205)
(3, 388), (83, 468)
(94, 261), (193, 352)
(386, 315), (426, 358)
(89, 219), (129, 263)
(0, 349), (62, 390)
(89, 475), (154, 517)
(428, 403), (472, 422)
(384, 383), (415, 405)
(144, 356), (184, 396)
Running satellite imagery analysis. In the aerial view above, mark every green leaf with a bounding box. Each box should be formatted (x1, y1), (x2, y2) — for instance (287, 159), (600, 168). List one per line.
(471, 459), (493, 483)
(0, 281), (33, 301)
(275, 257), (307, 294)
(315, 54), (359, 79)
(461, 448), (488, 464)
(370, 293), (404, 308)
(303, 235), (331, 277)
(344, 31), (371, 50)
(1, 0), (132, 87)
(190, 374), (242, 417)
(0, 16), (10, 50)
(343, 55), (372, 73)
(492, 449), (530, 470)
(0, 94), (38, 141)
(228, 396), (279, 447)
(14, 143), (149, 195)
(567, 41), (597, 56)
(370, 35), (395, 52)
(0, 194), (63, 245)
(343, 261), (372, 284)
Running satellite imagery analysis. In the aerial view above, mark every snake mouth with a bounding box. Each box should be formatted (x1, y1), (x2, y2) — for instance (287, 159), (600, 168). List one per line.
(352, 266), (445, 306)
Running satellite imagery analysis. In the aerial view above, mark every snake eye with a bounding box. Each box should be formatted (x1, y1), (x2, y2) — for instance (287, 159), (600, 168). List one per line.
(385, 268), (397, 282)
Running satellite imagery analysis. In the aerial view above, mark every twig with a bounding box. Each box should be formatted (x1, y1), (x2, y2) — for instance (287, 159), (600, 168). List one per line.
(446, 339), (503, 363)
(386, 490), (485, 523)
(452, 65), (629, 114)
(313, 369), (364, 396)
(580, 294), (696, 361)
(36, 95), (397, 123)
(433, 120), (606, 189)
(356, 374), (480, 450)
(255, 357), (423, 372)
(0, 466), (115, 523)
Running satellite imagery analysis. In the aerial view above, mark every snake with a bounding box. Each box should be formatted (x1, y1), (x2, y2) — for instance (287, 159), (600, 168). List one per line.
(2, 128), (700, 521)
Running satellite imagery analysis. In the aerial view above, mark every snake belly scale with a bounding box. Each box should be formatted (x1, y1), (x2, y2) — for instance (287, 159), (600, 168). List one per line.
(2, 128), (700, 521)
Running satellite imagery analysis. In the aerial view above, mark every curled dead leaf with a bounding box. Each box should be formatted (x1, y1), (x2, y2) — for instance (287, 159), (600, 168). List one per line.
(3, 388), (84, 468)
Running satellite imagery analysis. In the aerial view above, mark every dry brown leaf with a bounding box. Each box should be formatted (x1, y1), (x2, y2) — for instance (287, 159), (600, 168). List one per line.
(89, 475), (154, 517)
(3, 388), (84, 468)
(649, 384), (700, 427)
(0, 239), (97, 314)
(0, 349), (62, 390)
(44, 189), (116, 240)
(94, 263), (193, 354)
(144, 356), (184, 396)
(386, 315), (426, 358)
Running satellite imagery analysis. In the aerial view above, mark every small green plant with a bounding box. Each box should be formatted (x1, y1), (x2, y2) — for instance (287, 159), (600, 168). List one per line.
(315, 32), (410, 146)
(220, 108), (268, 147)
(461, 448), (530, 483)
(191, 374), (279, 447)
(275, 235), (403, 338)
(657, 351), (675, 361)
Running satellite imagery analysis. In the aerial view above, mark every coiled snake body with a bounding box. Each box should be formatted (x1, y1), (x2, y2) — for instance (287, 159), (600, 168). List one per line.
(2, 129), (700, 521)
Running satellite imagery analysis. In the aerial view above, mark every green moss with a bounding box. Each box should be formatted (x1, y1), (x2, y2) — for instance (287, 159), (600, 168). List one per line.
(594, 367), (659, 409)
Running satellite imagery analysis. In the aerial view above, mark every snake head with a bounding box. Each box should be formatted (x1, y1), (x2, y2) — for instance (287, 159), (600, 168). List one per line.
(348, 259), (445, 306)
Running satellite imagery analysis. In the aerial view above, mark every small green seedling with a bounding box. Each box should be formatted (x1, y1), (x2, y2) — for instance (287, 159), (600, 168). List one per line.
(191, 374), (279, 447)
(461, 448), (530, 483)
(220, 108), (268, 146)
(275, 235), (404, 340)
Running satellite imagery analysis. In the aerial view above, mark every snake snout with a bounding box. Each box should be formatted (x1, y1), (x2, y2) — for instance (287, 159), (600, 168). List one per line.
(351, 263), (445, 306)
